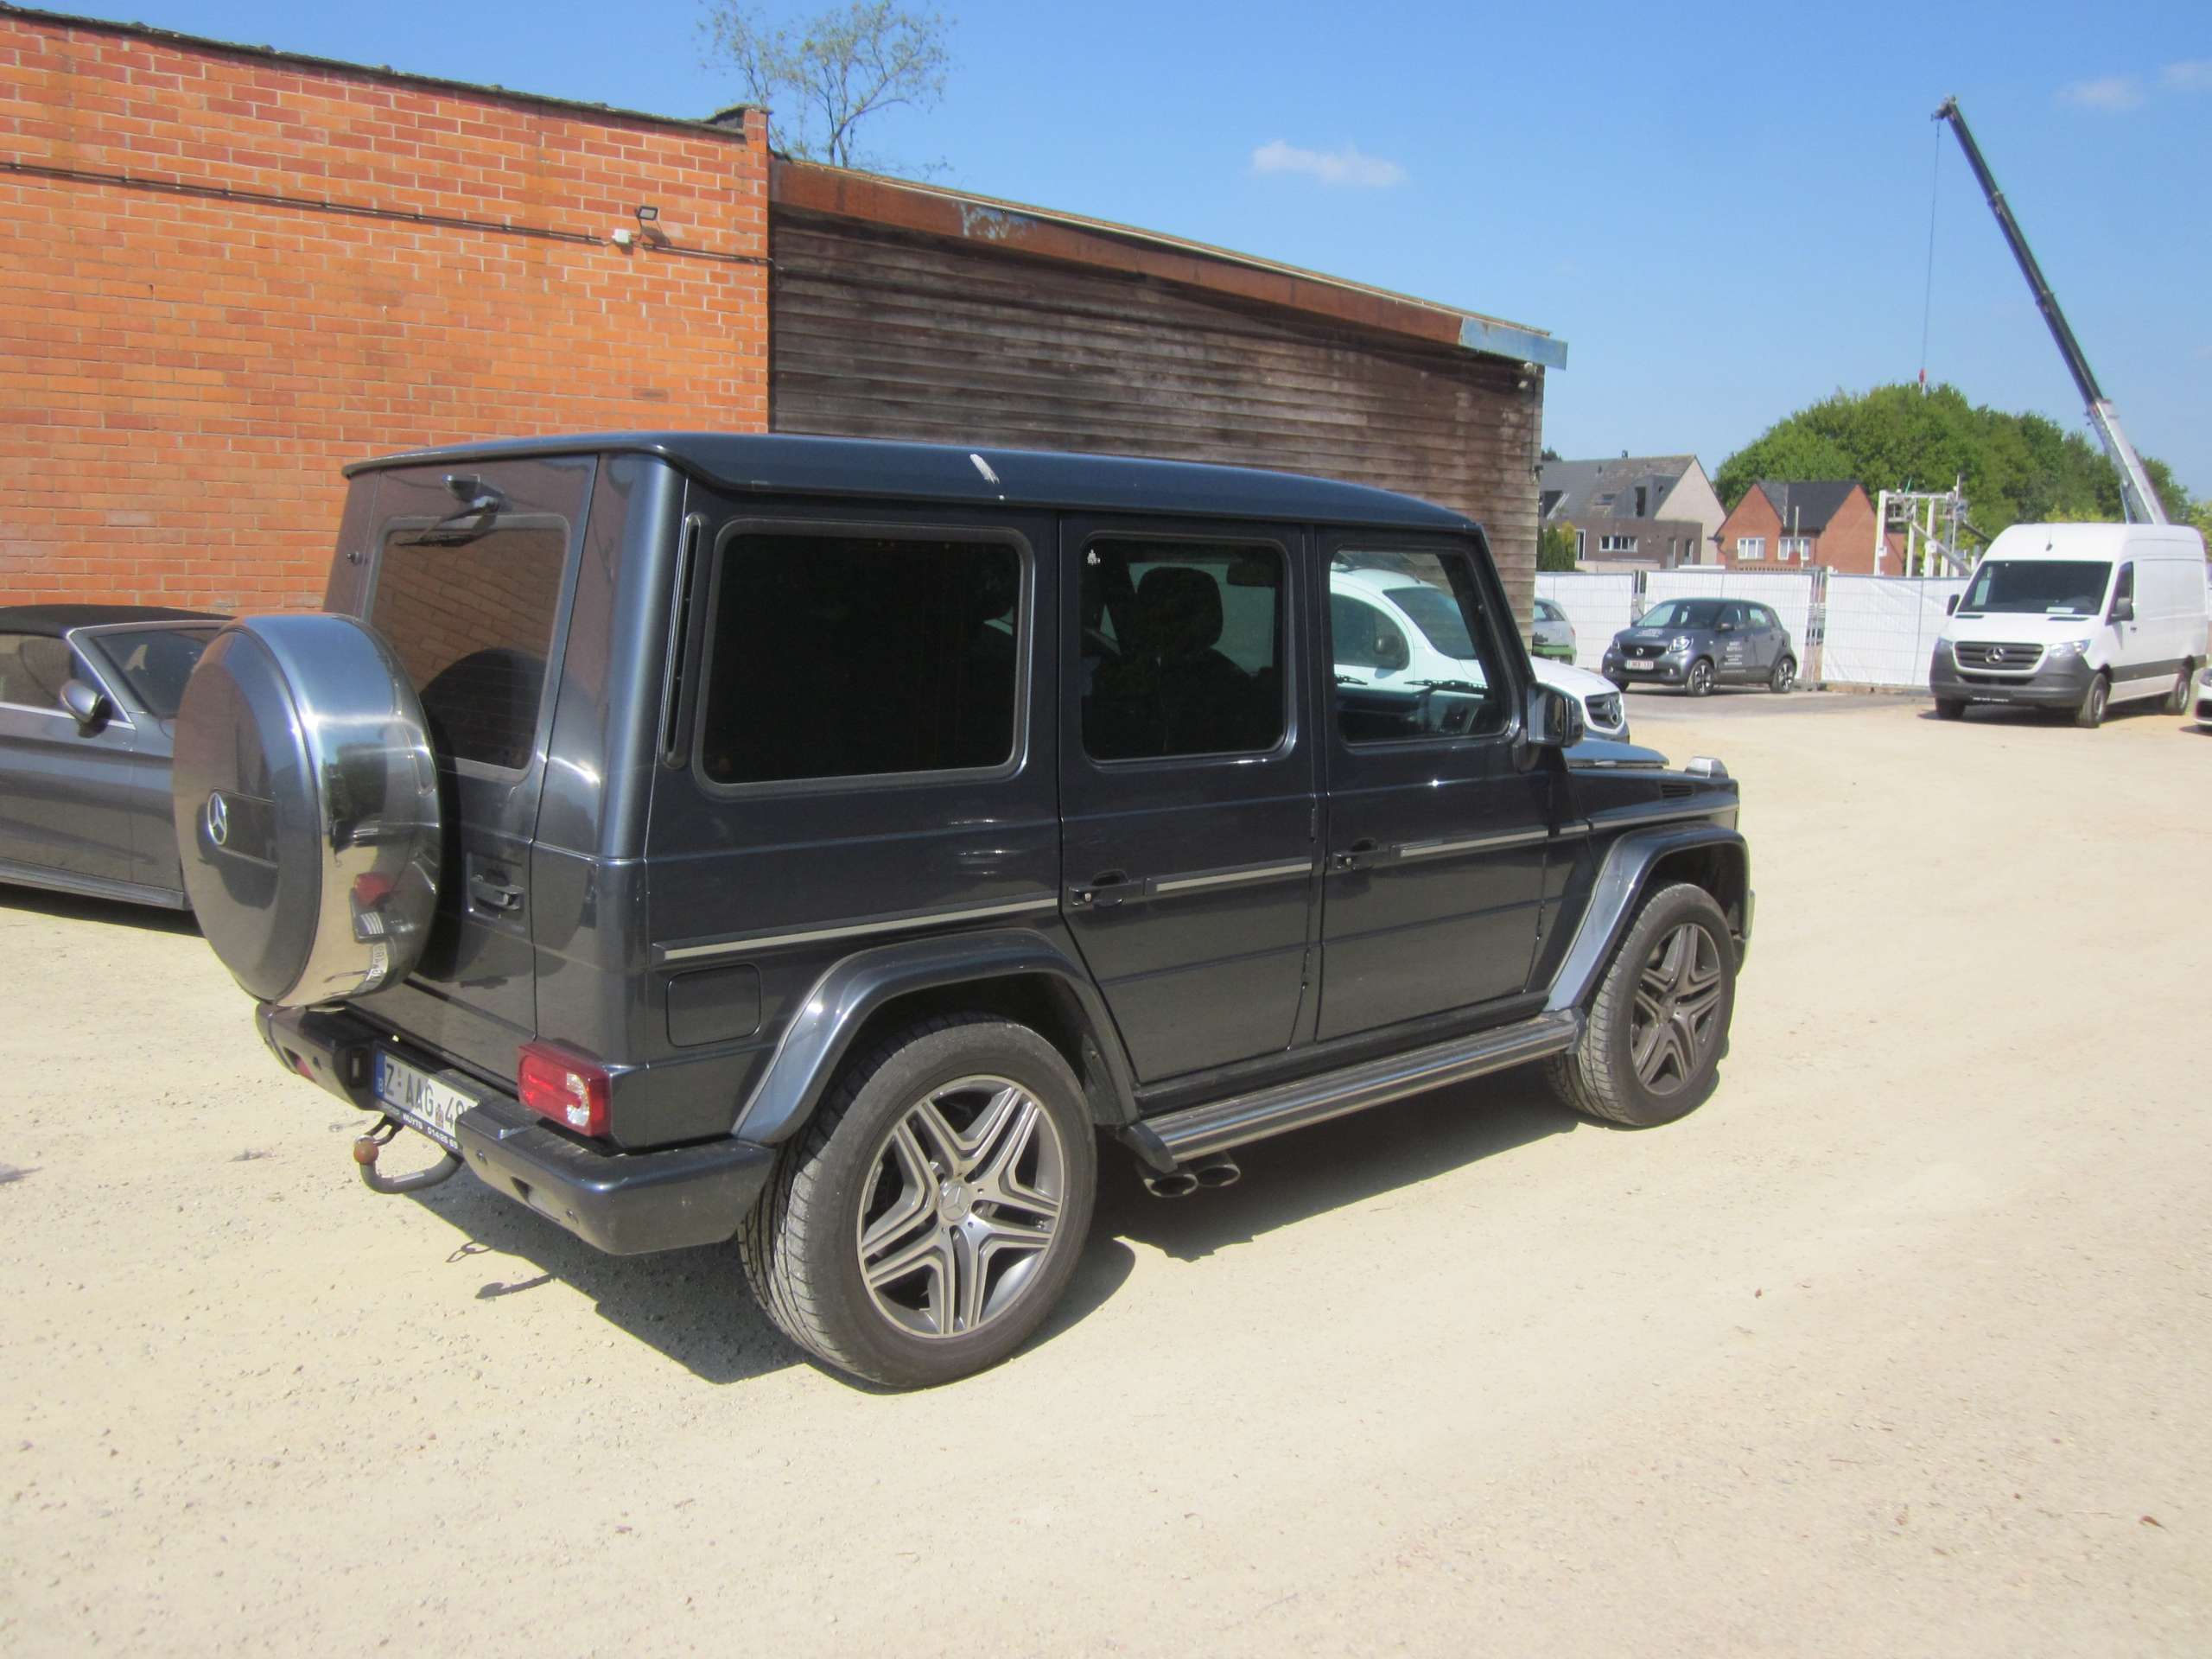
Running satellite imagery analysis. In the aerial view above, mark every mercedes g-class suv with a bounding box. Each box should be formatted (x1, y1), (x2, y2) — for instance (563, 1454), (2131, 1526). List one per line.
(172, 435), (1751, 1389)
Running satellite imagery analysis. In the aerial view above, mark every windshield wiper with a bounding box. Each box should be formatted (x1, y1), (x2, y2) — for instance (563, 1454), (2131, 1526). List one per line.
(1410, 678), (1486, 695)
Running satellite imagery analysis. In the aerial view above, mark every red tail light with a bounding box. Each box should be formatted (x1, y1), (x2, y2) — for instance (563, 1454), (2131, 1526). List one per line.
(516, 1041), (611, 1138)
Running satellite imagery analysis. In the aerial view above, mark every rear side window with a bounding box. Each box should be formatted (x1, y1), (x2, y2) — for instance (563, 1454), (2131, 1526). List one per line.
(697, 531), (1025, 786)
(0, 632), (74, 709)
(369, 461), (588, 772)
(86, 627), (218, 720)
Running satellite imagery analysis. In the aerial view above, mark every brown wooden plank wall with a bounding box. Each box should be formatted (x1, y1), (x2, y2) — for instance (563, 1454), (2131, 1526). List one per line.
(767, 212), (1544, 625)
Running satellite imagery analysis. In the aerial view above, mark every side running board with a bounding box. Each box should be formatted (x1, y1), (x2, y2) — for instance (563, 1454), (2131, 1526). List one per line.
(1144, 1009), (1581, 1165)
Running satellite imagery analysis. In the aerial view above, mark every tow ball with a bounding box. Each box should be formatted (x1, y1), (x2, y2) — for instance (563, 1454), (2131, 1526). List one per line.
(352, 1116), (463, 1195)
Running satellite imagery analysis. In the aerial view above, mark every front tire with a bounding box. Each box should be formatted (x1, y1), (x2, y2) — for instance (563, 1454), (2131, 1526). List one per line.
(741, 1014), (1097, 1389)
(1769, 656), (1796, 694)
(1934, 697), (1966, 721)
(2073, 671), (2109, 729)
(1546, 882), (1736, 1128)
(1686, 658), (1715, 698)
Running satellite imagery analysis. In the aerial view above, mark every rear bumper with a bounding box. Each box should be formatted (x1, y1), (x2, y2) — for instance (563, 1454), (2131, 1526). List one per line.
(1929, 646), (2094, 707)
(255, 1003), (772, 1255)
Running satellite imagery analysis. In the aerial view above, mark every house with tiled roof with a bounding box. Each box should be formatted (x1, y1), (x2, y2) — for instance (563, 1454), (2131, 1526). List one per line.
(1538, 454), (1725, 569)
(1715, 480), (1902, 573)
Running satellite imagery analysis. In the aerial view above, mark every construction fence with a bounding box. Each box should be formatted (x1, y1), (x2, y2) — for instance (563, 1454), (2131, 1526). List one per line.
(1536, 569), (1968, 690)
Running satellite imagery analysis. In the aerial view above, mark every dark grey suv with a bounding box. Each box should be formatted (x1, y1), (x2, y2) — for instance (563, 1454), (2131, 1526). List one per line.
(172, 435), (1753, 1388)
(1603, 598), (1797, 696)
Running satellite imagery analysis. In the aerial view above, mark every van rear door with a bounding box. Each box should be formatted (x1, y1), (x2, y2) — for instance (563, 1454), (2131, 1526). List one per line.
(344, 457), (594, 1081)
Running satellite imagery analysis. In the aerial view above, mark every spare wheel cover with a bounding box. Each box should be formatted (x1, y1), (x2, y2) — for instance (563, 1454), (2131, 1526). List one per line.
(172, 614), (443, 1006)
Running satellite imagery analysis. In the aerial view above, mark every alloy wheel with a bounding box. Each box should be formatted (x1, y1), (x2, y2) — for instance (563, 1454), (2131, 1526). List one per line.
(1688, 660), (1713, 696)
(855, 1075), (1067, 1340)
(1772, 658), (1795, 693)
(1628, 922), (1725, 1095)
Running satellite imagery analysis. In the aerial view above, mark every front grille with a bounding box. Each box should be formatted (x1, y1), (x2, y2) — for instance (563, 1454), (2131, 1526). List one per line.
(1586, 694), (1622, 728)
(1954, 641), (2043, 671)
(1623, 643), (1663, 660)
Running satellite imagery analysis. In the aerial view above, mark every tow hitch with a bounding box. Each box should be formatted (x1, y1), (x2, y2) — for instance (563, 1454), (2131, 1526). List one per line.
(352, 1117), (463, 1195)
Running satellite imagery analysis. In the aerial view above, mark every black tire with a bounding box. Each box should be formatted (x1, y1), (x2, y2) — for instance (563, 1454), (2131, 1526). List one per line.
(1934, 697), (1966, 721)
(740, 1013), (1097, 1389)
(1769, 656), (1796, 695)
(1545, 882), (1736, 1128)
(2165, 663), (2195, 715)
(2073, 671), (2109, 729)
(1685, 658), (1715, 698)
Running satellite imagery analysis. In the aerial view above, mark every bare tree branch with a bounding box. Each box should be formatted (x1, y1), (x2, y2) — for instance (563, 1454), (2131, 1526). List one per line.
(700, 2), (953, 171)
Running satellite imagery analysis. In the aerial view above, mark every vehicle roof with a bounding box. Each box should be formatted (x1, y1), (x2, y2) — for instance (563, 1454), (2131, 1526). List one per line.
(0, 604), (226, 637)
(1983, 521), (2207, 559)
(346, 434), (1479, 534)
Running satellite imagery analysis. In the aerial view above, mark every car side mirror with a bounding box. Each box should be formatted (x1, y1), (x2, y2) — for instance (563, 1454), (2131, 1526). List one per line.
(1715, 619), (1734, 632)
(1523, 682), (1584, 754)
(1945, 594), (1959, 615)
(2110, 595), (2134, 624)
(1375, 632), (1410, 672)
(60, 678), (112, 733)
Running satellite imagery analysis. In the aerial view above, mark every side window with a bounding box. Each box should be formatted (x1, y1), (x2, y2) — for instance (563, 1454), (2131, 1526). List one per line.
(1329, 594), (1408, 674)
(1081, 538), (1283, 762)
(2112, 563), (2134, 614)
(1330, 550), (1509, 744)
(699, 531), (1023, 786)
(1720, 602), (1749, 630)
(0, 633), (75, 709)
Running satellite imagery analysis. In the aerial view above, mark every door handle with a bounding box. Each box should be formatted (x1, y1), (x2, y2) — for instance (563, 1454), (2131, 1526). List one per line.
(1330, 838), (1382, 873)
(1068, 869), (1133, 910)
(467, 872), (524, 913)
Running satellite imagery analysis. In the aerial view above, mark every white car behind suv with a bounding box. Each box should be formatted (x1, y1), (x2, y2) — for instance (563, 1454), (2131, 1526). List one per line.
(1329, 563), (1629, 741)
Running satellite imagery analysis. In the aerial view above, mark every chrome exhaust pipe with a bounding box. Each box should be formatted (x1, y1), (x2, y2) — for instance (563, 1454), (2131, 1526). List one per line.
(1141, 1168), (1201, 1198)
(1191, 1154), (1241, 1190)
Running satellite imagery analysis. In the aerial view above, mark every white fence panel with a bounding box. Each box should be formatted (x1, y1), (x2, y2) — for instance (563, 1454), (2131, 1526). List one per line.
(1535, 572), (1636, 665)
(1645, 569), (1816, 654)
(1821, 575), (1966, 688)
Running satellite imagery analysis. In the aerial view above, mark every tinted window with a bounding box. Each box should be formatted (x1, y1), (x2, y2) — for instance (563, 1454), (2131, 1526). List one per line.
(1082, 540), (1283, 761)
(1332, 551), (1508, 744)
(700, 532), (1022, 785)
(0, 633), (76, 710)
(86, 626), (219, 719)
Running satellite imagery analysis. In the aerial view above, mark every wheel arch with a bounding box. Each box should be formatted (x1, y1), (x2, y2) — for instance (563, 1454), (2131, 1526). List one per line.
(732, 928), (1139, 1146)
(1544, 823), (1750, 1015)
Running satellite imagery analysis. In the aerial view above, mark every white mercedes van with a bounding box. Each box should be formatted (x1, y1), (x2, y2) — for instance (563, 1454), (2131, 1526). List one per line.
(1929, 522), (2209, 727)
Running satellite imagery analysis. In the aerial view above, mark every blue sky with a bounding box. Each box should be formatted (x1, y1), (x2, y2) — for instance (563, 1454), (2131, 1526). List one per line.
(55, 0), (2212, 495)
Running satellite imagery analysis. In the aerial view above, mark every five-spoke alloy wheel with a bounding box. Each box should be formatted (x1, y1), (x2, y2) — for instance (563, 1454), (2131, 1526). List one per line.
(1686, 658), (1715, 697)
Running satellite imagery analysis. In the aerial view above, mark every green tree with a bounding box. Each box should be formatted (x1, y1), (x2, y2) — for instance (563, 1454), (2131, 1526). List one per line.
(702, 2), (953, 170)
(1715, 383), (2195, 537)
(1537, 521), (1579, 571)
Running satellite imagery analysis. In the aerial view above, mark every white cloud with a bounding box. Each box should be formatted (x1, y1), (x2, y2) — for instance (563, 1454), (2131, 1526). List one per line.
(2056, 74), (2145, 111)
(2164, 59), (2212, 92)
(1249, 140), (1407, 189)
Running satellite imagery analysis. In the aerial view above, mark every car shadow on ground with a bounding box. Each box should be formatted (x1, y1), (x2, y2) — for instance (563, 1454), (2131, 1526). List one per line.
(391, 1065), (1575, 1390)
(0, 885), (200, 935)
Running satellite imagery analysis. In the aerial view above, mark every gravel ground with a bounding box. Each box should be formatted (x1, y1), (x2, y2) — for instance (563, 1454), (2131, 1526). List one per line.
(4, 694), (2209, 1656)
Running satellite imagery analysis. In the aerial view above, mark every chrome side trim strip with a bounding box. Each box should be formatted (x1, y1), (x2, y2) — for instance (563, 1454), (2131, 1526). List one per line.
(1152, 859), (1315, 896)
(1147, 1010), (1581, 1162)
(1396, 828), (1548, 862)
(657, 894), (1058, 965)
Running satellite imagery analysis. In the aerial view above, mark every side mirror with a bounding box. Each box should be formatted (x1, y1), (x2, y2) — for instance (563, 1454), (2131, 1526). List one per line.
(60, 678), (112, 733)
(1523, 682), (1585, 754)
(1374, 632), (1411, 672)
(1945, 594), (1960, 615)
(2110, 595), (2134, 624)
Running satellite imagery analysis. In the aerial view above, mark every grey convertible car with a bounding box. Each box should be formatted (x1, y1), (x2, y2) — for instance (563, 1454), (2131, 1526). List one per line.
(0, 604), (225, 908)
(1601, 597), (1798, 697)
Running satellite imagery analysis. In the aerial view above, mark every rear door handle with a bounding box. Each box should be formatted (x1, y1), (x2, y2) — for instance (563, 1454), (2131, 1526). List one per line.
(1330, 838), (1382, 873)
(1068, 869), (1133, 910)
(468, 872), (524, 913)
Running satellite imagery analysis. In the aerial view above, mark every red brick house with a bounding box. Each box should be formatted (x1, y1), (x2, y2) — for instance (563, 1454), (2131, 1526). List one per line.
(1714, 480), (1903, 574)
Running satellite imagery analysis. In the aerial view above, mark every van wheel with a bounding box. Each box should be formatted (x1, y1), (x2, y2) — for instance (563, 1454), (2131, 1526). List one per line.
(1769, 656), (1796, 694)
(2073, 672), (2109, 729)
(740, 1013), (1096, 1389)
(1545, 882), (1736, 1128)
(1686, 658), (1715, 697)
(1934, 698), (1966, 721)
(2166, 663), (2196, 715)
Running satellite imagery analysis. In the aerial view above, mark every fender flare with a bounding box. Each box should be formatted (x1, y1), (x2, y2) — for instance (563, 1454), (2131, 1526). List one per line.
(1544, 822), (1750, 1015)
(731, 927), (1138, 1145)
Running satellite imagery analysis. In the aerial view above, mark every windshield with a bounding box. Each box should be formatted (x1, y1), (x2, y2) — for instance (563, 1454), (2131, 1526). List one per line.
(1639, 599), (1724, 630)
(86, 626), (219, 718)
(1382, 583), (1478, 658)
(1960, 559), (2110, 616)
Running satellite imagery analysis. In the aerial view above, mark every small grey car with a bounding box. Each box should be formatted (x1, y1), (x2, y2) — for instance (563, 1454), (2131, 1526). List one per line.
(1602, 598), (1797, 697)
(0, 604), (226, 908)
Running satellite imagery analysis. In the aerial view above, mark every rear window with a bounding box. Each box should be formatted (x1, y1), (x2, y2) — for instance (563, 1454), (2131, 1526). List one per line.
(697, 531), (1025, 786)
(368, 461), (588, 771)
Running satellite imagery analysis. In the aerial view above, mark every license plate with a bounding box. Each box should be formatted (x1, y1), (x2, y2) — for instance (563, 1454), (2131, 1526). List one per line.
(1622, 660), (1657, 672)
(372, 1050), (476, 1152)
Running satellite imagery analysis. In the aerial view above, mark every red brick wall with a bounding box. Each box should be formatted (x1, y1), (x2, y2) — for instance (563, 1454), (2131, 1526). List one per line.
(1714, 488), (1783, 568)
(0, 14), (768, 612)
(1714, 484), (1903, 574)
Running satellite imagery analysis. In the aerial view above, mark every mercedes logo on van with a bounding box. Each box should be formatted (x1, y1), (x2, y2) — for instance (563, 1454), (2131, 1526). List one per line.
(205, 791), (231, 848)
(1986, 646), (2006, 664)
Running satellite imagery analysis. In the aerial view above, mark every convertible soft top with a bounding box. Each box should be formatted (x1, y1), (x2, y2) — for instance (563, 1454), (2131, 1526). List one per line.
(0, 604), (225, 637)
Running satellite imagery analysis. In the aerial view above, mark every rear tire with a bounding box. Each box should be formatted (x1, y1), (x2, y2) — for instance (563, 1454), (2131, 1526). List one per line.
(1546, 882), (1736, 1128)
(2073, 671), (2109, 729)
(1686, 658), (1715, 698)
(2165, 663), (2195, 715)
(1934, 698), (1966, 721)
(740, 1013), (1096, 1389)
(1769, 656), (1796, 694)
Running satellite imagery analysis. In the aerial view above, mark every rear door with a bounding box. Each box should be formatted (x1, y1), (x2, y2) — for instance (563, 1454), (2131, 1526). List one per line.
(1314, 537), (1548, 1041)
(349, 457), (594, 1077)
(1714, 602), (1758, 682)
(0, 631), (138, 886)
(1058, 518), (1316, 1083)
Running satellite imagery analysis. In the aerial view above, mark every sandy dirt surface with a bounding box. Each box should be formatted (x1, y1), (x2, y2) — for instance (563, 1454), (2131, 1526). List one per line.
(4, 693), (2209, 1656)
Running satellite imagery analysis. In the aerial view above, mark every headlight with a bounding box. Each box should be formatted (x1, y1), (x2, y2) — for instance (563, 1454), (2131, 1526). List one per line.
(1667, 635), (1692, 652)
(2045, 639), (2092, 658)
